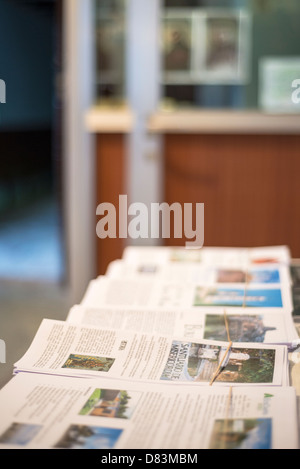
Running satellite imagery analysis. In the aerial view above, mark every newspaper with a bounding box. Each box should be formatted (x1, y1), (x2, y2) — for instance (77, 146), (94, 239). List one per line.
(0, 372), (297, 449)
(67, 304), (299, 348)
(14, 318), (289, 386)
(77, 245), (297, 347)
(1, 245), (298, 450)
(122, 245), (292, 267)
(103, 246), (294, 313)
(80, 275), (293, 314)
(107, 258), (292, 286)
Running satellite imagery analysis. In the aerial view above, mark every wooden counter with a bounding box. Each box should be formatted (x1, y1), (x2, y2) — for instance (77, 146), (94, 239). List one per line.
(85, 105), (134, 274)
(147, 109), (300, 134)
(147, 109), (300, 257)
(87, 105), (300, 274)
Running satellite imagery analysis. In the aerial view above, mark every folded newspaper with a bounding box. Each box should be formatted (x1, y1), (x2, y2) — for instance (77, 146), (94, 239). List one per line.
(0, 245), (299, 449)
(0, 372), (297, 449)
(13, 318), (290, 386)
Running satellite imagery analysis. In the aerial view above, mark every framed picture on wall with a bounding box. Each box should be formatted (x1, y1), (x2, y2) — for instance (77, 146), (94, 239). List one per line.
(161, 10), (195, 84)
(161, 8), (251, 85)
(200, 10), (251, 84)
(96, 18), (125, 84)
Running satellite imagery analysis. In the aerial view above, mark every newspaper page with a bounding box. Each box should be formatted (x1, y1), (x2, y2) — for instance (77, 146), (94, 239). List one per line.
(107, 259), (292, 287)
(14, 319), (289, 386)
(122, 245), (291, 267)
(66, 304), (300, 347)
(0, 372), (297, 449)
(80, 276), (293, 314)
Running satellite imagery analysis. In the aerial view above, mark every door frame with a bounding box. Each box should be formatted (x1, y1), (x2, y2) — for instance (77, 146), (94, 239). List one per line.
(63, 0), (96, 302)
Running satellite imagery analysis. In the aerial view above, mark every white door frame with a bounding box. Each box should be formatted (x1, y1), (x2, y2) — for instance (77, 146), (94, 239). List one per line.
(63, 0), (96, 303)
(126, 0), (163, 244)
(62, 0), (163, 302)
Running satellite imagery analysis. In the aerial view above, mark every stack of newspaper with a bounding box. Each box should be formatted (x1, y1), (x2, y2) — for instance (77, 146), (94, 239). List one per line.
(0, 245), (299, 449)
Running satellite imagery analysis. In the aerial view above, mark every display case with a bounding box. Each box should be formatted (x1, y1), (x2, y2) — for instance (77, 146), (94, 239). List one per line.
(94, 0), (126, 104)
(161, 0), (300, 111)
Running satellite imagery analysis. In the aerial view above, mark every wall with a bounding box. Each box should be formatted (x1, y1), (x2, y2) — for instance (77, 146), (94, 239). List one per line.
(0, 0), (54, 129)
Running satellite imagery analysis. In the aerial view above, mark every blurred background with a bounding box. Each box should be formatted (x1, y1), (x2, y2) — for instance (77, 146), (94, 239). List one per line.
(0, 0), (300, 388)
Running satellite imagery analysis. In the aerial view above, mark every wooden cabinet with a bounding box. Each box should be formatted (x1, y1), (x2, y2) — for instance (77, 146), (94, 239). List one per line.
(95, 133), (126, 275)
(85, 106), (134, 275)
(163, 132), (300, 257)
(88, 107), (300, 275)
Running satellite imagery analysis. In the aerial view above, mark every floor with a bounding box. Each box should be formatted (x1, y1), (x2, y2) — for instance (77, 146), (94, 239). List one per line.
(0, 279), (71, 390)
(0, 198), (72, 390)
(0, 198), (64, 281)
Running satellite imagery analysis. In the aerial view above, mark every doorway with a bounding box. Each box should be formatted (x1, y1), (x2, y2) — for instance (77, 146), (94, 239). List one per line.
(0, 0), (65, 282)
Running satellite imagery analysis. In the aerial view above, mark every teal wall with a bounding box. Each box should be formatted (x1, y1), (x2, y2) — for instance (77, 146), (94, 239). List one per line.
(0, 0), (54, 129)
(247, 2), (300, 107)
